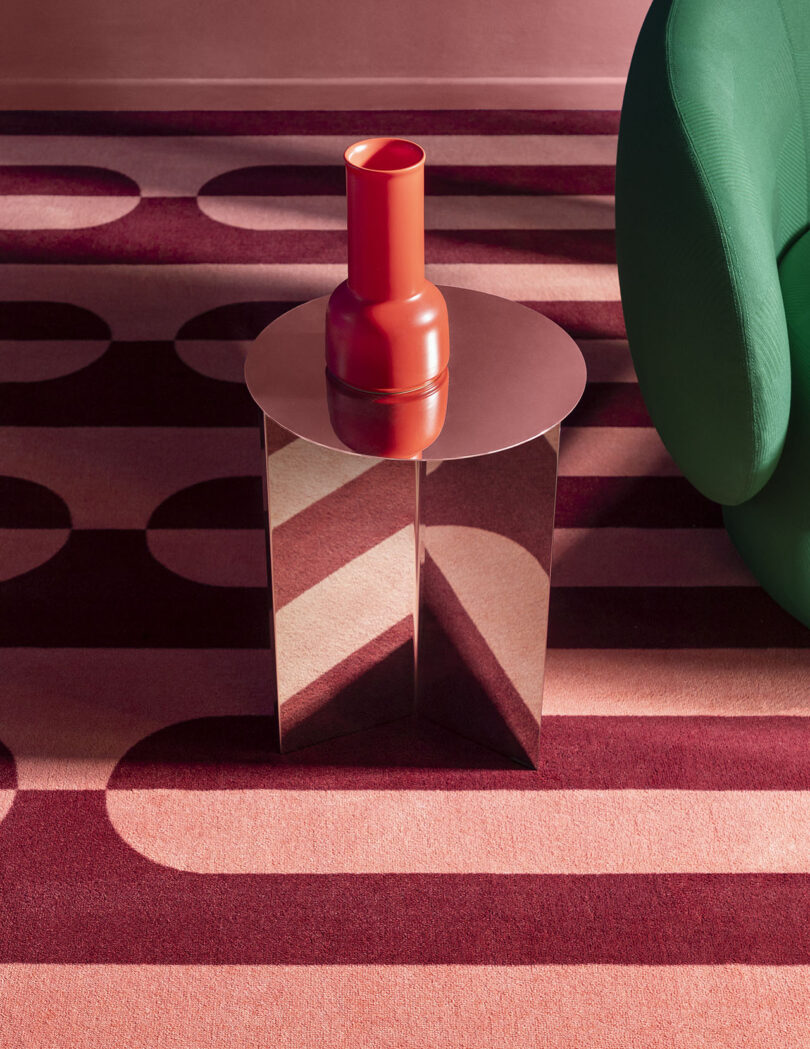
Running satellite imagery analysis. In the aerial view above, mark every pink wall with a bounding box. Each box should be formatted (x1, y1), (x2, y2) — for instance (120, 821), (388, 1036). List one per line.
(0, 0), (649, 80)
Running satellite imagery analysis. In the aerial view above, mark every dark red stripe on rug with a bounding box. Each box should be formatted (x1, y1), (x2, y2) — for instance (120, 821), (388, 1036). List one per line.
(3, 531), (806, 647)
(142, 466), (719, 537)
(121, 474), (728, 532)
(0, 531), (270, 648)
(0, 477), (71, 528)
(567, 382), (651, 426)
(0, 301), (110, 339)
(429, 229), (615, 264)
(107, 715), (810, 791)
(176, 301), (303, 340)
(0, 209), (616, 264)
(0, 110), (621, 136)
(148, 477), (267, 529)
(0, 342), (256, 426)
(426, 165), (616, 195)
(0, 791), (809, 964)
(199, 166), (615, 196)
(521, 301), (625, 338)
(554, 476), (723, 528)
(0, 166), (139, 195)
(548, 587), (810, 648)
(129, 475), (729, 532)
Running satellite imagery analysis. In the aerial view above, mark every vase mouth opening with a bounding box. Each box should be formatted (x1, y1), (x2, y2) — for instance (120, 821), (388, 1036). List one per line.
(344, 137), (425, 174)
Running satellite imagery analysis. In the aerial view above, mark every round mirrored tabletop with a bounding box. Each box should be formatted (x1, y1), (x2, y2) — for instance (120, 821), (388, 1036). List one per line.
(245, 285), (587, 461)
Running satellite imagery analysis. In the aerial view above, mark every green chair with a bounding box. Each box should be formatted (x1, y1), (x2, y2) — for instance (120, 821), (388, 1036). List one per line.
(616, 0), (810, 629)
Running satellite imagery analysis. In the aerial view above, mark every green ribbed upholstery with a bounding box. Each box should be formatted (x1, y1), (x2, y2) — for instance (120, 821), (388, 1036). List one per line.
(616, 0), (810, 628)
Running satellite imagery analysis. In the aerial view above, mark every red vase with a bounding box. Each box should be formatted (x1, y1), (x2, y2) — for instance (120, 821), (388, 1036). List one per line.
(325, 138), (450, 406)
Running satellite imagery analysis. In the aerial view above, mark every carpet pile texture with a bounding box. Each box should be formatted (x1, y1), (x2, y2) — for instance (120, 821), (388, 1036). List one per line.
(0, 109), (808, 1047)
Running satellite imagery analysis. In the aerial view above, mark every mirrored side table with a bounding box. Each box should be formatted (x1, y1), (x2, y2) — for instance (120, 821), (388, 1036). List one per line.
(245, 285), (586, 767)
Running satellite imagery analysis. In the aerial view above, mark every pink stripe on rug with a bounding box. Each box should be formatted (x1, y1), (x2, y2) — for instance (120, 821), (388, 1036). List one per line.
(0, 963), (806, 1049)
(551, 528), (757, 587)
(197, 194), (616, 232)
(0, 649), (275, 790)
(0, 166), (138, 195)
(544, 649), (810, 715)
(1, 135), (615, 196)
(1, 133), (617, 172)
(0, 196), (139, 230)
(106, 788), (810, 874)
(0, 528), (70, 582)
(0, 788), (15, 824)
(0, 339), (109, 381)
(0, 427), (262, 529)
(0, 265), (620, 339)
(146, 529), (266, 588)
(558, 427), (680, 476)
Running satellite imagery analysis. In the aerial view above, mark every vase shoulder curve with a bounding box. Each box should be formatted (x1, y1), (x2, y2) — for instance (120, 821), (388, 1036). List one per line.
(325, 279), (450, 394)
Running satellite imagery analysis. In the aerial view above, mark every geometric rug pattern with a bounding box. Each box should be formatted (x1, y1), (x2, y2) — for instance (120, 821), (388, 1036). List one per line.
(1, 109), (809, 1047)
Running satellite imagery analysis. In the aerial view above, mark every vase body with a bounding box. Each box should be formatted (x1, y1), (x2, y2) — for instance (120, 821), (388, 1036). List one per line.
(325, 138), (450, 405)
(326, 369), (448, 458)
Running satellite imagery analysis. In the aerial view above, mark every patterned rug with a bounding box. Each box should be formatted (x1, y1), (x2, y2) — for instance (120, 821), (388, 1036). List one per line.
(0, 109), (809, 1048)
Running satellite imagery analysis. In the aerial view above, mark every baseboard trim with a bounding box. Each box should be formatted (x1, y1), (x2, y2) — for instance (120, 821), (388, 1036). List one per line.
(0, 77), (626, 111)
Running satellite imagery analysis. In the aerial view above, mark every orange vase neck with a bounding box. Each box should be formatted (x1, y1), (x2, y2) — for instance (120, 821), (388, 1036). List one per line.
(345, 137), (425, 302)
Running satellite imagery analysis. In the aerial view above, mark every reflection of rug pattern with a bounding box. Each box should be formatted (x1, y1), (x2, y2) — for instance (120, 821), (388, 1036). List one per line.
(1, 110), (809, 1047)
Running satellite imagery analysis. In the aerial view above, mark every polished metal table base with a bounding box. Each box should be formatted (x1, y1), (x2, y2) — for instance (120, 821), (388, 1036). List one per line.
(262, 416), (559, 768)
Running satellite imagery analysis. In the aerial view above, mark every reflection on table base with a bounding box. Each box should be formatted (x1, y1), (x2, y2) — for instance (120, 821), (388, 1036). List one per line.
(262, 416), (558, 768)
